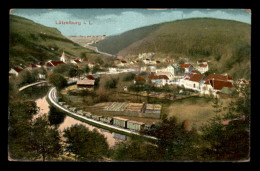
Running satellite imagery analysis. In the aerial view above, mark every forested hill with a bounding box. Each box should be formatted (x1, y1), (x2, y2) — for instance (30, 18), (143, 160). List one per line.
(93, 18), (251, 79)
(9, 15), (102, 68)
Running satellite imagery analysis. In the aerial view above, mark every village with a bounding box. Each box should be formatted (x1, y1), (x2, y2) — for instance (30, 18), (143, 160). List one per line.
(9, 51), (250, 132)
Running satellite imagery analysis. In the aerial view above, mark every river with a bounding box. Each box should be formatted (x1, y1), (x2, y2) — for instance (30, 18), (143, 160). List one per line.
(25, 84), (128, 148)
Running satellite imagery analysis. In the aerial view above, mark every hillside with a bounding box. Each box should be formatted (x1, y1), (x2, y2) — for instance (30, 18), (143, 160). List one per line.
(9, 15), (103, 68)
(94, 18), (251, 79)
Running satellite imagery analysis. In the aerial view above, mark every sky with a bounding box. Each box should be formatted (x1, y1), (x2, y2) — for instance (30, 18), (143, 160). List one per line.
(10, 8), (251, 36)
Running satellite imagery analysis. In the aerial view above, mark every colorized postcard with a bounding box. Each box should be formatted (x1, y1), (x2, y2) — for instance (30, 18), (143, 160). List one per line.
(9, 8), (251, 162)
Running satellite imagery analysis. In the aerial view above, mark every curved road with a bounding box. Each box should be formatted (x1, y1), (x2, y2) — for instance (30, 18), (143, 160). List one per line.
(47, 87), (158, 141)
(19, 81), (47, 91)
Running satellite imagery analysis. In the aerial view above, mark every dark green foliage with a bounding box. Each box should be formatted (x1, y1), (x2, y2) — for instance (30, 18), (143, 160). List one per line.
(29, 115), (62, 161)
(105, 77), (119, 89)
(47, 73), (67, 90)
(200, 85), (250, 160)
(122, 73), (136, 82)
(63, 124), (109, 161)
(48, 106), (66, 126)
(110, 137), (160, 161)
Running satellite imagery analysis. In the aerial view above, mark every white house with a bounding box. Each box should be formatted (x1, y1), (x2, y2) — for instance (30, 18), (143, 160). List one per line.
(197, 60), (208, 65)
(180, 73), (205, 91)
(9, 66), (24, 76)
(197, 64), (209, 74)
(109, 66), (118, 73)
(179, 64), (194, 73)
(156, 72), (174, 81)
(88, 63), (95, 69)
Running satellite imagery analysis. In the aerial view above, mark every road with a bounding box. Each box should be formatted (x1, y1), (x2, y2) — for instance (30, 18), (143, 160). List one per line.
(47, 87), (158, 141)
(19, 81), (47, 91)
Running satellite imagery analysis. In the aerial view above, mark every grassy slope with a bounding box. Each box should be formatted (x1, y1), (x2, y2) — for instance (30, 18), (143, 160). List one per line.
(95, 18), (251, 79)
(9, 15), (102, 68)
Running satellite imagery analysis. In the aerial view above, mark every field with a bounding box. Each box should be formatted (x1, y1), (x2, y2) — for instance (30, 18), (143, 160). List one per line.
(163, 96), (232, 130)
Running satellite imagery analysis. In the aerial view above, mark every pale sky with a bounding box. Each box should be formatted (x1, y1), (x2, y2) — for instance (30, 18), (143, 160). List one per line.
(10, 8), (251, 36)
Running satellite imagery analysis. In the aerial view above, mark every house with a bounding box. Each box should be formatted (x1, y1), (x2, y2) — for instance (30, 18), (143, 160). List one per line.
(156, 71), (174, 81)
(134, 75), (146, 84)
(44, 62), (54, 70)
(179, 64), (194, 73)
(36, 62), (45, 68)
(26, 64), (37, 70)
(126, 120), (145, 131)
(81, 58), (88, 62)
(60, 51), (70, 63)
(197, 60), (208, 65)
(156, 64), (178, 75)
(200, 74), (234, 95)
(148, 74), (169, 87)
(100, 116), (113, 124)
(143, 58), (150, 65)
(9, 66), (24, 76)
(164, 58), (174, 63)
(118, 60), (127, 67)
(88, 63), (95, 68)
(197, 64), (209, 74)
(180, 73), (205, 90)
(71, 59), (81, 64)
(109, 66), (118, 73)
(76, 79), (95, 89)
(113, 117), (128, 128)
(85, 75), (95, 80)
(49, 60), (66, 67)
(150, 59), (157, 65)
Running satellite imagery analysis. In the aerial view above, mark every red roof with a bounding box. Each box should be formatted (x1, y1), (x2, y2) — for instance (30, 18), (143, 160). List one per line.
(86, 75), (95, 80)
(179, 64), (192, 68)
(238, 79), (248, 84)
(199, 60), (207, 62)
(13, 66), (23, 72)
(199, 64), (208, 68)
(207, 79), (234, 90)
(74, 59), (81, 63)
(187, 74), (204, 82)
(148, 75), (169, 80)
(82, 59), (88, 62)
(121, 60), (127, 63)
(45, 62), (53, 67)
(89, 63), (95, 65)
(50, 60), (65, 66)
(26, 64), (37, 68)
(204, 74), (233, 82)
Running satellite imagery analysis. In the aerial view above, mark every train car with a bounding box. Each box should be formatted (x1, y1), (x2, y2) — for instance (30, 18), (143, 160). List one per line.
(113, 117), (128, 128)
(127, 120), (145, 131)
(92, 115), (101, 121)
(76, 110), (84, 116)
(83, 112), (92, 118)
(100, 116), (113, 124)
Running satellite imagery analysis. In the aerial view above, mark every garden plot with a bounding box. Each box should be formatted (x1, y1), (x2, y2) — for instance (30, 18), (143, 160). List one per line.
(104, 102), (129, 112)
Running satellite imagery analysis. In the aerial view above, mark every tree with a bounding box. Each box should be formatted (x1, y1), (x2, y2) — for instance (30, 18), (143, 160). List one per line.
(110, 136), (160, 161)
(67, 67), (78, 78)
(63, 124), (109, 161)
(143, 116), (200, 160)
(48, 106), (66, 127)
(211, 97), (223, 116)
(83, 64), (90, 74)
(200, 85), (250, 160)
(48, 73), (67, 90)
(95, 57), (104, 66)
(105, 77), (118, 89)
(29, 114), (62, 161)
(92, 65), (101, 74)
